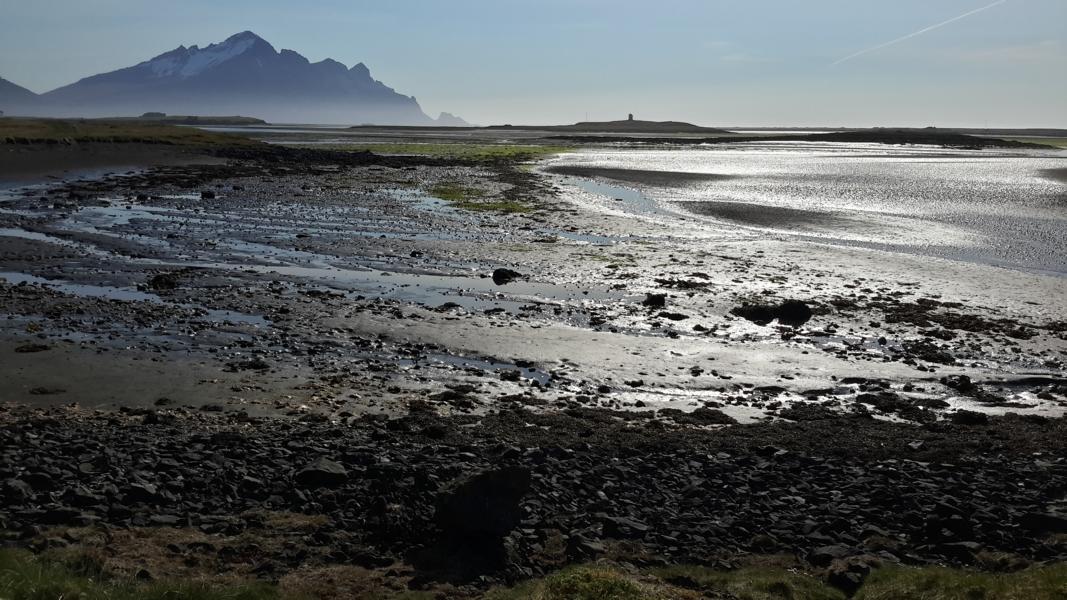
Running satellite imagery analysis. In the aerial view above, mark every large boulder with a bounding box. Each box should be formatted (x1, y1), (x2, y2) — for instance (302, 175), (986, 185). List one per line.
(731, 299), (812, 327)
(808, 544), (853, 567)
(642, 293), (667, 308)
(777, 299), (813, 327)
(730, 303), (776, 326)
(436, 467), (531, 539)
(429, 467), (532, 576)
(492, 268), (523, 285)
(950, 409), (989, 426)
(294, 457), (348, 488)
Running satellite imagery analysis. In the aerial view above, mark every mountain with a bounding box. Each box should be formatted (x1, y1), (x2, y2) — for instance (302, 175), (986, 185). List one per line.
(0, 77), (38, 111)
(435, 112), (471, 127)
(7, 31), (462, 125)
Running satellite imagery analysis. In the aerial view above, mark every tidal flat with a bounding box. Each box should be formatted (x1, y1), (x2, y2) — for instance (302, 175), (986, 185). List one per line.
(1, 124), (1065, 597)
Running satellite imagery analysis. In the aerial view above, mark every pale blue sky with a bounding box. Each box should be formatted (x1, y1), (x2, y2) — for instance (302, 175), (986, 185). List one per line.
(1, 0), (1064, 127)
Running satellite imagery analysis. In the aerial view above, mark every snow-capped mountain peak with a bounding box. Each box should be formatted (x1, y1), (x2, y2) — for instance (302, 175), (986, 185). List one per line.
(144, 31), (266, 79)
(25, 31), (464, 125)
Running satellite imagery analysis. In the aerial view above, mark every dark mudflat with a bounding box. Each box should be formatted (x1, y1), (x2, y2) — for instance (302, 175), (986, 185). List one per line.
(677, 199), (854, 230)
(545, 165), (736, 186)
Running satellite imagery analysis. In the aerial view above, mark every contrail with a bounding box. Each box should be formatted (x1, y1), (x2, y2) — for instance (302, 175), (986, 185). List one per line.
(832, 0), (1008, 66)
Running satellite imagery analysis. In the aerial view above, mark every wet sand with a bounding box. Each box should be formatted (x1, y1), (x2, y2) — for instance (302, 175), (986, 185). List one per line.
(1, 138), (1064, 420)
(1043, 167), (1067, 184)
(0, 143), (222, 183)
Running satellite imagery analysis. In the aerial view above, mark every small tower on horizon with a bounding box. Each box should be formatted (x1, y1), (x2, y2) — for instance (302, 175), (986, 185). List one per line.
(628, 113), (634, 121)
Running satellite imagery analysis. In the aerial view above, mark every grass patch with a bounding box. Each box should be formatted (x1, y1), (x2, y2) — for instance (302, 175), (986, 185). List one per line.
(429, 182), (485, 202)
(4, 548), (1066, 600)
(652, 565), (845, 600)
(485, 564), (842, 599)
(428, 183), (531, 213)
(277, 565), (438, 600)
(484, 563), (1067, 599)
(307, 143), (571, 162)
(0, 117), (261, 146)
(855, 564), (1067, 600)
(0, 548), (282, 600)
(453, 200), (531, 214)
(484, 565), (682, 600)
(248, 510), (331, 532)
(543, 567), (654, 600)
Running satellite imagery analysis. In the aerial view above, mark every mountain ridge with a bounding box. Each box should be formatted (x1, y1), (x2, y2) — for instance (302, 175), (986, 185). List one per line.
(0, 77), (38, 110)
(1, 31), (463, 126)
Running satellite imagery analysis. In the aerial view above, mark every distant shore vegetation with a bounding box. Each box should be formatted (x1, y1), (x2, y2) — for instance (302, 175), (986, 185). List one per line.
(0, 117), (262, 146)
(303, 142), (571, 162)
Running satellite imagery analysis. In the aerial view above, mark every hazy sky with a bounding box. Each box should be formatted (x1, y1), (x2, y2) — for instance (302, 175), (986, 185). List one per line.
(2, 0), (1065, 127)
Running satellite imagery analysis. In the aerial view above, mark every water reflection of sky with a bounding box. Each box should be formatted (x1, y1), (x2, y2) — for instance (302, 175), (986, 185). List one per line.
(548, 143), (1067, 275)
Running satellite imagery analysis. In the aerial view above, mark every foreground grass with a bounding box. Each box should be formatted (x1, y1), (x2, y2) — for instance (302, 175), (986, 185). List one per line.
(0, 117), (261, 146)
(0, 549), (281, 600)
(855, 564), (1067, 600)
(308, 142), (571, 162)
(487, 563), (1067, 600)
(429, 183), (531, 213)
(484, 565), (843, 600)
(652, 565), (845, 600)
(484, 566), (675, 600)
(4, 548), (1065, 600)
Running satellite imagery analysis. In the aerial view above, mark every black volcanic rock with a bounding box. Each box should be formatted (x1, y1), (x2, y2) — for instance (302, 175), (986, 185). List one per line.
(642, 293), (667, 308)
(777, 300), (813, 327)
(492, 268), (523, 285)
(294, 457), (348, 488)
(731, 303), (776, 326)
(731, 299), (812, 327)
(436, 467), (531, 538)
(22, 31), (446, 125)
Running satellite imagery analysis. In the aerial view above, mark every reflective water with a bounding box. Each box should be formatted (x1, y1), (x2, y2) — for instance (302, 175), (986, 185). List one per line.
(0, 271), (267, 325)
(548, 142), (1067, 274)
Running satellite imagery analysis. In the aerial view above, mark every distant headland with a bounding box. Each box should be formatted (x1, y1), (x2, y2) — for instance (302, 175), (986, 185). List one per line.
(488, 114), (732, 134)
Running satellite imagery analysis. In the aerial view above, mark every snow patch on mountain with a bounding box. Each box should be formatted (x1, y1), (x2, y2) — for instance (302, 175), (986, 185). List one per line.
(146, 35), (257, 79)
(21, 31), (467, 125)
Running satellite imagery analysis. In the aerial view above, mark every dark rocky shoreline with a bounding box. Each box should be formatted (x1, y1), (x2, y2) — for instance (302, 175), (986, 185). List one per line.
(2, 404), (1065, 589)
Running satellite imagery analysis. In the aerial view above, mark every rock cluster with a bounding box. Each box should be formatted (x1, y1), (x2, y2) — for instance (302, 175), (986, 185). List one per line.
(1, 407), (1064, 584)
(731, 299), (813, 327)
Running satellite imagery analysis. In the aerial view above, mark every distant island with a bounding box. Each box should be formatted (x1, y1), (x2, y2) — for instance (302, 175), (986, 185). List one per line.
(348, 115), (732, 134)
(550, 127), (1053, 149)
(489, 114), (732, 134)
(119, 113), (268, 126)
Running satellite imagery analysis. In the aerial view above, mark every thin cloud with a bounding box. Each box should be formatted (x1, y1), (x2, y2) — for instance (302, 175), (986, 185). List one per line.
(832, 0), (1009, 66)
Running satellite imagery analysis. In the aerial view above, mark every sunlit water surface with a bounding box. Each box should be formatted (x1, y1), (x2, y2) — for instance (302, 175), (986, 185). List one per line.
(549, 142), (1067, 275)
